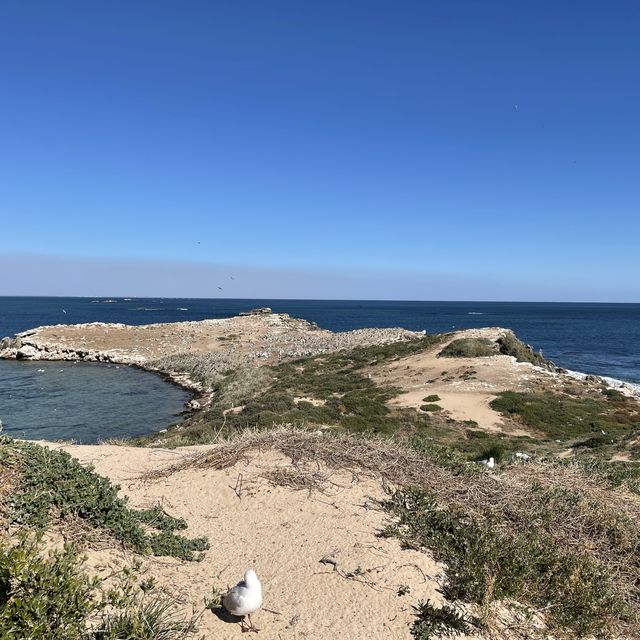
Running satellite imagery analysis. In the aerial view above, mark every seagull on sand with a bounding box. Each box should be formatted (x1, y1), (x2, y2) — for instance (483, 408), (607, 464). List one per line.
(222, 569), (263, 632)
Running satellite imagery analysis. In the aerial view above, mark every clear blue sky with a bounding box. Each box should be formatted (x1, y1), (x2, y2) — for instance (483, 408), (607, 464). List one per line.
(1, 1), (638, 300)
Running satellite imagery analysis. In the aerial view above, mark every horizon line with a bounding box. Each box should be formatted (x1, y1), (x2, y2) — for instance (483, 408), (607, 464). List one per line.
(1, 295), (638, 305)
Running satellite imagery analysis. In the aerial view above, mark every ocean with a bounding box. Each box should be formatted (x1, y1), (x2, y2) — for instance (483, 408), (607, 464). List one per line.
(1, 297), (639, 442)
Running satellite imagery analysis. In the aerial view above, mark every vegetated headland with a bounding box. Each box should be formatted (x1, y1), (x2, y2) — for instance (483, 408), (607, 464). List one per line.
(2, 309), (640, 640)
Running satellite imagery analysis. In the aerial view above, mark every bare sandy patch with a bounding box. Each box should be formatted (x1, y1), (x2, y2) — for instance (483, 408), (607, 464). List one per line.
(294, 396), (326, 406)
(50, 443), (459, 640)
(371, 328), (562, 435)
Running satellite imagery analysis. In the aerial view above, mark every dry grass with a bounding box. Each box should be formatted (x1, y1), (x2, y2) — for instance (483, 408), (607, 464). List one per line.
(260, 466), (335, 494)
(144, 427), (640, 636)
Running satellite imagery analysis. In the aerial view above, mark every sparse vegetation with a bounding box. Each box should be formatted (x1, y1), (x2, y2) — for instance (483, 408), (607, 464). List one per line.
(382, 486), (627, 637)
(158, 427), (640, 637)
(147, 335), (445, 445)
(490, 390), (640, 440)
(92, 593), (197, 640)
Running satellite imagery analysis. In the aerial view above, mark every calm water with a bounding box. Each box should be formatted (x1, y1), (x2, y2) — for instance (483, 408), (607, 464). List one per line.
(0, 359), (189, 443)
(1, 297), (639, 441)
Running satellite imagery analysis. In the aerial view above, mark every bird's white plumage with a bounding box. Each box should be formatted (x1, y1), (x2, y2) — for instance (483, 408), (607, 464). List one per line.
(222, 569), (263, 617)
(479, 456), (495, 469)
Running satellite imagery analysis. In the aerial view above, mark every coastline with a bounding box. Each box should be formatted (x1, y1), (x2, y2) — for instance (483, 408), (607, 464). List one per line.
(1, 313), (636, 446)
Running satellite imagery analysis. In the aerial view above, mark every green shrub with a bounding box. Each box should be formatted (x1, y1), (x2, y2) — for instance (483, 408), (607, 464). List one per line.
(382, 488), (623, 637)
(603, 388), (626, 401)
(420, 404), (442, 412)
(489, 391), (640, 439)
(422, 395), (441, 402)
(410, 600), (471, 639)
(0, 536), (99, 640)
(4, 439), (208, 561)
(496, 332), (550, 367)
(439, 338), (495, 358)
(0, 534), (198, 640)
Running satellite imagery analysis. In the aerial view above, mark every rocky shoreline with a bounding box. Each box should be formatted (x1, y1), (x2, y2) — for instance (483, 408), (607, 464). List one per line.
(0, 312), (424, 411)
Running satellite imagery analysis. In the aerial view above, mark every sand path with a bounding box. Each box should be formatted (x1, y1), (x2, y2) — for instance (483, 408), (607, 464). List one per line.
(48, 443), (455, 640)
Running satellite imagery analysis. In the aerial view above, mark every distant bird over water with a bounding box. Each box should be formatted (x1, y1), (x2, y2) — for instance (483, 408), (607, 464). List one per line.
(222, 569), (263, 632)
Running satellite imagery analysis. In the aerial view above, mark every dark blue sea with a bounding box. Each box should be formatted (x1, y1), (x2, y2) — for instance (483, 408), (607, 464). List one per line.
(1, 297), (639, 442)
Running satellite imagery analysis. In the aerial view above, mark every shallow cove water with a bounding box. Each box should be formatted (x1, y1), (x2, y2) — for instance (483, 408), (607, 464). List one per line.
(0, 359), (190, 443)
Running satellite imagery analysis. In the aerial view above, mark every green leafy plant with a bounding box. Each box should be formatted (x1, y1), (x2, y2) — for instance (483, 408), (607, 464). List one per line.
(4, 439), (208, 560)
(410, 600), (471, 639)
(0, 535), (100, 640)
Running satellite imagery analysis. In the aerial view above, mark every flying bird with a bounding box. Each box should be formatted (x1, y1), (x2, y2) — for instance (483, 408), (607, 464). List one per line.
(62, 309), (67, 314)
(222, 569), (262, 632)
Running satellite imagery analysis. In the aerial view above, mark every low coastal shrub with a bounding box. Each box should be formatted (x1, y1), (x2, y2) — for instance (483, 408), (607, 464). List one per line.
(410, 600), (471, 639)
(496, 331), (550, 367)
(0, 536), (99, 640)
(381, 487), (624, 637)
(2, 438), (209, 561)
(454, 429), (537, 463)
(152, 336), (446, 444)
(438, 338), (495, 358)
(559, 457), (640, 494)
(422, 395), (440, 402)
(489, 390), (640, 439)
(0, 534), (198, 640)
(419, 404), (442, 412)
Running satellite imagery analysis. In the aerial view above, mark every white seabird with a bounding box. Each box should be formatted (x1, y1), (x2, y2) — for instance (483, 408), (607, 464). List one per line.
(222, 569), (263, 632)
(479, 457), (495, 469)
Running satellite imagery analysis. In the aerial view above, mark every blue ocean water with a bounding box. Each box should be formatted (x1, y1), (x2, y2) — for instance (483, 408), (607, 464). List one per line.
(2, 297), (639, 382)
(1, 297), (639, 442)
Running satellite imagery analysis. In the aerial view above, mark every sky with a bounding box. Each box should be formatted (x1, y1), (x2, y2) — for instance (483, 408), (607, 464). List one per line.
(1, 1), (638, 301)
